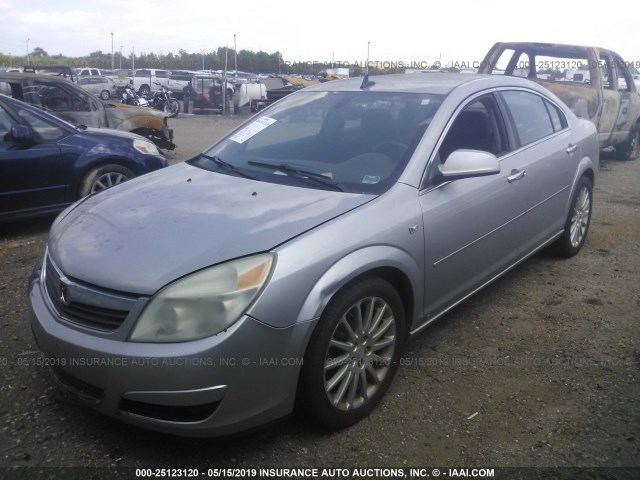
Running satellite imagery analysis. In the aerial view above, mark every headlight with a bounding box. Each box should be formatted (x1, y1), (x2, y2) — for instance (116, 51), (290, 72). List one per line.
(129, 254), (274, 343)
(133, 138), (161, 156)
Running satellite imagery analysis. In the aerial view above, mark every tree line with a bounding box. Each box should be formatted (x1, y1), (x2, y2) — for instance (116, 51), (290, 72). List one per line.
(0, 47), (392, 76)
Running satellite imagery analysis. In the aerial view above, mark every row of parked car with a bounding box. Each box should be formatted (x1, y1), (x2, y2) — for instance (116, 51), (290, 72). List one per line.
(70, 66), (236, 97)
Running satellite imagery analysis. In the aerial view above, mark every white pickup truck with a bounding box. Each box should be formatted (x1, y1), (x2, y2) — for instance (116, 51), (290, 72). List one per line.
(132, 69), (171, 95)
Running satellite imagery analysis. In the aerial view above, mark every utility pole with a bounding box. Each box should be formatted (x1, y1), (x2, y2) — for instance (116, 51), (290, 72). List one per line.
(119, 46), (123, 69)
(132, 46), (135, 70)
(234, 34), (237, 79)
(201, 50), (205, 71)
(110, 32), (114, 70)
(223, 46), (228, 115)
(26, 38), (30, 65)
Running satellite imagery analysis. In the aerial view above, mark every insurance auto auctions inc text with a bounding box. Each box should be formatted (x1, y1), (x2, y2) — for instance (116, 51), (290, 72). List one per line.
(241, 467), (494, 478)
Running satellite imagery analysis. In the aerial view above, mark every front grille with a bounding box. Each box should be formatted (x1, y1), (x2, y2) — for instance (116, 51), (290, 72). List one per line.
(52, 366), (105, 403)
(44, 255), (135, 332)
(51, 297), (129, 331)
(118, 398), (221, 423)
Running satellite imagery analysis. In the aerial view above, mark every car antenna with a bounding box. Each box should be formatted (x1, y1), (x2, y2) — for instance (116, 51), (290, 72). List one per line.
(360, 41), (375, 89)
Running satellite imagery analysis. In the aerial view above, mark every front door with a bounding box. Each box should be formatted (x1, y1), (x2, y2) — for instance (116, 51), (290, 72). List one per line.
(0, 103), (68, 219)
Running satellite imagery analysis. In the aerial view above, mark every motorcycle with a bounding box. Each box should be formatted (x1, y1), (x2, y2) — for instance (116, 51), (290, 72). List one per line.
(121, 85), (150, 107)
(121, 85), (180, 118)
(142, 85), (180, 118)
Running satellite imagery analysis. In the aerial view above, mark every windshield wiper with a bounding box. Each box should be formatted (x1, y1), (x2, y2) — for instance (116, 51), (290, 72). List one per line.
(201, 154), (259, 180)
(248, 160), (344, 192)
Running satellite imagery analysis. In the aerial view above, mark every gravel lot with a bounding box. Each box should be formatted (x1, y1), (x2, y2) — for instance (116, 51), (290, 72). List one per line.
(0, 113), (638, 479)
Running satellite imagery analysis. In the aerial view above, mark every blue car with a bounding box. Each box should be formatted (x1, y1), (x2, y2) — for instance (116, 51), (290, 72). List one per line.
(0, 94), (166, 223)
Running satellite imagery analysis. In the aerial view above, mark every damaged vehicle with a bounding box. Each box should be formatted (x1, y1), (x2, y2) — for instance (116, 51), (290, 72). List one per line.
(479, 42), (640, 160)
(29, 73), (597, 437)
(0, 72), (175, 150)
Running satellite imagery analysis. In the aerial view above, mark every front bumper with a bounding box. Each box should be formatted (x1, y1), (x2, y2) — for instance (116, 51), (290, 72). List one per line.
(28, 262), (317, 437)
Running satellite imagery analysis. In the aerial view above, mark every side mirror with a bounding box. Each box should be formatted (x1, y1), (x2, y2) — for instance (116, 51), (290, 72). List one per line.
(9, 125), (36, 145)
(439, 149), (500, 180)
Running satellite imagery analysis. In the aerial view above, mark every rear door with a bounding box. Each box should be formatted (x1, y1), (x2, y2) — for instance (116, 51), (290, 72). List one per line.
(497, 89), (576, 246)
(610, 54), (638, 144)
(0, 103), (70, 219)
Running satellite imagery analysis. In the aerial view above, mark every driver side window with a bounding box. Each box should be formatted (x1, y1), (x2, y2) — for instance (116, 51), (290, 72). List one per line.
(438, 95), (507, 163)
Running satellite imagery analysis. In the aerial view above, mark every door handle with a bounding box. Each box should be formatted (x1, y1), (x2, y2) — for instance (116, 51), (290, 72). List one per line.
(566, 144), (578, 154)
(622, 107), (628, 114)
(507, 169), (526, 183)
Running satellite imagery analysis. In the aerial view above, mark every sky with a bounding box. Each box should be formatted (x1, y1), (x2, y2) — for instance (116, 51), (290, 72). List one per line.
(2, 0), (640, 70)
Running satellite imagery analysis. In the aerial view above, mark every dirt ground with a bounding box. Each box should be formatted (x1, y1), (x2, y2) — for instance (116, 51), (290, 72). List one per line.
(0, 113), (638, 479)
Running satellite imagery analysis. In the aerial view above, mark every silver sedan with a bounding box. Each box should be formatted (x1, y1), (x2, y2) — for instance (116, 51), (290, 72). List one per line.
(29, 73), (598, 437)
(76, 75), (118, 100)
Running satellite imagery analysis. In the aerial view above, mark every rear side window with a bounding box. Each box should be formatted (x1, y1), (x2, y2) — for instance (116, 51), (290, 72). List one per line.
(544, 100), (567, 132)
(501, 91), (555, 146)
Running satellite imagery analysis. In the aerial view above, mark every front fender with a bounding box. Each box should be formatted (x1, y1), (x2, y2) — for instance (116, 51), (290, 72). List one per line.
(105, 104), (166, 132)
(295, 245), (423, 327)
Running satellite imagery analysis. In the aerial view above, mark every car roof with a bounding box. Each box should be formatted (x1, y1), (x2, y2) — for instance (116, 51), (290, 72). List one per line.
(302, 72), (538, 95)
(0, 72), (74, 84)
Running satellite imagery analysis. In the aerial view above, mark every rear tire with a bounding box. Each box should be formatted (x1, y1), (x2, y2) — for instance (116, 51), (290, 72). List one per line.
(99, 90), (110, 100)
(297, 276), (405, 429)
(79, 164), (135, 198)
(138, 85), (151, 96)
(551, 176), (593, 257)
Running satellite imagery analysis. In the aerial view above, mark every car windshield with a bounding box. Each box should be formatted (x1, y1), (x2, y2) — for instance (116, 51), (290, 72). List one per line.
(191, 91), (444, 194)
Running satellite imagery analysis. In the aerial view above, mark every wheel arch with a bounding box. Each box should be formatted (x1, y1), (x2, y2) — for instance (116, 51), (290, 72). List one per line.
(293, 246), (422, 336)
(563, 156), (596, 217)
(73, 158), (139, 198)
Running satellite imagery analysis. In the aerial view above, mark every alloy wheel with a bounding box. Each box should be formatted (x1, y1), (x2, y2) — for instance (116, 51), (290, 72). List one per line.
(570, 185), (591, 248)
(323, 296), (397, 411)
(90, 172), (130, 193)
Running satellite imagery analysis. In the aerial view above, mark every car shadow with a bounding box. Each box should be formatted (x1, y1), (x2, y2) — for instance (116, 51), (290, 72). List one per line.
(0, 215), (56, 240)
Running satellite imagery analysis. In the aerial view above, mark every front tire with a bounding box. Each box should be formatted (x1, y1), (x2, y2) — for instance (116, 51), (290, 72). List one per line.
(164, 99), (180, 117)
(298, 277), (405, 429)
(617, 130), (639, 161)
(79, 164), (135, 198)
(551, 176), (593, 257)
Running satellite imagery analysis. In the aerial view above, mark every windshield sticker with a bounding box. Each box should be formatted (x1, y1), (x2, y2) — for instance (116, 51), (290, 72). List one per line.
(229, 116), (277, 143)
(362, 175), (381, 184)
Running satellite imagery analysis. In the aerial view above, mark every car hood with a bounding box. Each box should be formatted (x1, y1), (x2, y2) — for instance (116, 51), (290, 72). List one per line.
(48, 162), (374, 295)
